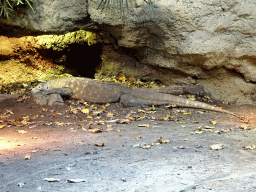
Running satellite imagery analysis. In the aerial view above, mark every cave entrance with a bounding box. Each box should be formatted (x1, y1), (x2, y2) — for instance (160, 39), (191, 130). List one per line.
(64, 43), (102, 78)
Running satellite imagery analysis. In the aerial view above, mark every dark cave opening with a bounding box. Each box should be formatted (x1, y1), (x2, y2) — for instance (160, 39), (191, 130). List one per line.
(65, 43), (102, 78)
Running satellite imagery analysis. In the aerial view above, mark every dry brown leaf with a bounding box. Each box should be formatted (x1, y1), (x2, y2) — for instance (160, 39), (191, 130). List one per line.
(210, 144), (224, 150)
(139, 143), (151, 149)
(0, 124), (6, 129)
(135, 136), (142, 140)
(42, 108), (47, 112)
(118, 119), (130, 124)
(204, 126), (215, 129)
(81, 108), (90, 114)
(239, 125), (252, 130)
(88, 128), (103, 133)
(94, 143), (104, 147)
(138, 109), (145, 113)
(29, 137), (37, 139)
(157, 138), (170, 143)
(150, 105), (155, 111)
(93, 109), (104, 115)
(55, 122), (64, 126)
(243, 145), (255, 150)
(90, 105), (97, 110)
(118, 74), (126, 82)
(17, 130), (27, 134)
(44, 178), (60, 182)
(24, 155), (30, 160)
(195, 131), (203, 134)
(138, 124), (150, 128)
(210, 120), (217, 125)
(129, 77), (136, 83)
(69, 106), (78, 114)
(106, 112), (114, 118)
(97, 121), (105, 125)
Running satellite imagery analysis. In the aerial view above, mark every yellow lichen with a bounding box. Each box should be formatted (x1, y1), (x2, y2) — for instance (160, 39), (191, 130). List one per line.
(35, 30), (102, 51)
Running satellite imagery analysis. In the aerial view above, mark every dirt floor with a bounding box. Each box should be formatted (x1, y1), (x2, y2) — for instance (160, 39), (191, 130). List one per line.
(0, 95), (256, 192)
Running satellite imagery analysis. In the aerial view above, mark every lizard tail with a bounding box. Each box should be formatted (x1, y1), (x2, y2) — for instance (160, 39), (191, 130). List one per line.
(138, 93), (238, 117)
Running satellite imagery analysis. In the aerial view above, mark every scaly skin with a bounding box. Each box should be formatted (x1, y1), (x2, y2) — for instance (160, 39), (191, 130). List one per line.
(32, 77), (237, 117)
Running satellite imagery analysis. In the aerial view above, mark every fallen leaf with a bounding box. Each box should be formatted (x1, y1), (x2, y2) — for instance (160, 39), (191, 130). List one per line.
(24, 155), (30, 160)
(195, 131), (203, 134)
(29, 137), (37, 139)
(81, 108), (90, 114)
(150, 105), (155, 111)
(17, 182), (25, 187)
(129, 76), (136, 83)
(97, 121), (105, 125)
(17, 130), (27, 134)
(90, 105), (97, 110)
(183, 138), (188, 141)
(204, 95), (211, 100)
(42, 108), (47, 112)
(66, 179), (86, 183)
(43, 122), (52, 126)
(243, 145), (255, 150)
(138, 109), (145, 113)
(210, 144), (224, 150)
(139, 143), (151, 149)
(239, 125), (252, 130)
(106, 112), (114, 118)
(188, 95), (196, 100)
(0, 125), (6, 129)
(94, 143), (104, 147)
(210, 120), (217, 125)
(204, 126), (215, 129)
(93, 109), (104, 115)
(138, 124), (150, 128)
(55, 122), (64, 126)
(69, 106), (78, 114)
(135, 136), (142, 140)
(118, 74), (126, 82)
(157, 138), (170, 143)
(88, 128), (102, 133)
(44, 178), (60, 182)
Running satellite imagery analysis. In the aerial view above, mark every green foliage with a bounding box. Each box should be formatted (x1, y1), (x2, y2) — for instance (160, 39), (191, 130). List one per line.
(0, 0), (34, 19)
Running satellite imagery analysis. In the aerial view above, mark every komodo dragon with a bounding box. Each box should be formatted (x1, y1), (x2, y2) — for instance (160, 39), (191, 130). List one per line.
(31, 77), (236, 116)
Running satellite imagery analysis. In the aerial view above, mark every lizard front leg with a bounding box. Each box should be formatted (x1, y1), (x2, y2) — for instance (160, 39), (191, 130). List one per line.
(32, 88), (72, 105)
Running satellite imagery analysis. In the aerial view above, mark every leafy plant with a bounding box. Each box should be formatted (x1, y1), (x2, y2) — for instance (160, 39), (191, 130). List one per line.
(0, 0), (35, 19)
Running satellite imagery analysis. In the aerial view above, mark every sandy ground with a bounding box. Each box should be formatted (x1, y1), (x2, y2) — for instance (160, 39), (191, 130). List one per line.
(0, 95), (256, 192)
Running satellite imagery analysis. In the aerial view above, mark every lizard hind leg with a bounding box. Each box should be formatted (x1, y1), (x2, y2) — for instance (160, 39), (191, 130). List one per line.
(120, 94), (147, 107)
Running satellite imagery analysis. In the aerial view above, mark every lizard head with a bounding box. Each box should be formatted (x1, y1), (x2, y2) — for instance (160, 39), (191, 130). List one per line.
(31, 82), (49, 93)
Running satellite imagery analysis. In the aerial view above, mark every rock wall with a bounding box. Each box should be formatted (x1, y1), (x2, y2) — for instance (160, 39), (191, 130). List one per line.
(1, 0), (256, 104)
